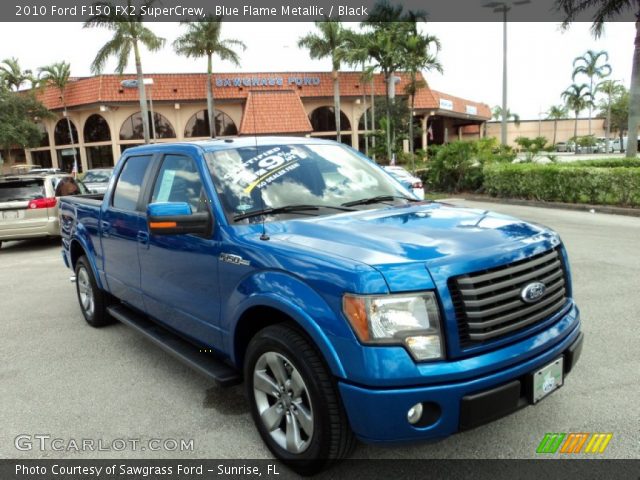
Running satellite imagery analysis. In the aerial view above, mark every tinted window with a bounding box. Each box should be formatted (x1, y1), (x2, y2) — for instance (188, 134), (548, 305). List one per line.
(151, 155), (207, 213)
(0, 180), (45, 202)
(112, 156), (151, 211)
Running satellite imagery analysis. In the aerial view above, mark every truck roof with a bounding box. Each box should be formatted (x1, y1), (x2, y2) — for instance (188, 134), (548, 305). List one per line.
(122, 136), (340, 155)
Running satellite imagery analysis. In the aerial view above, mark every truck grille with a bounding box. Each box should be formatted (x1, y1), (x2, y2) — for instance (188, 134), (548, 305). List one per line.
(449, 248), (569, 347)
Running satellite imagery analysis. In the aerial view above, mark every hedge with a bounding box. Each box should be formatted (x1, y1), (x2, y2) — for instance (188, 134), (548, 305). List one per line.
(557, 158), (640, 168)
(483, 164), (640, 207)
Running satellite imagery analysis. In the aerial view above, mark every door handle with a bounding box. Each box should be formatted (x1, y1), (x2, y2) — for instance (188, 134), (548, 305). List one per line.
(137, 231), (149, 246)
(100, 220), (111, 237)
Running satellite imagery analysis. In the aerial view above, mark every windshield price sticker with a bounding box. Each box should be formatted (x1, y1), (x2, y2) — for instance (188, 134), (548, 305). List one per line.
(218, 147), (303, 193)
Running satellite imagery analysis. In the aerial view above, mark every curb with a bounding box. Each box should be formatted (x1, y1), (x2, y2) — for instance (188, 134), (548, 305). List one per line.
(437, 194), (640, 218)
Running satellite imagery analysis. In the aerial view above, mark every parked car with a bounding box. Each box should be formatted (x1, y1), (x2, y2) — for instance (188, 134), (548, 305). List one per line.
(383, 165), (425, 199)
(28, 167), (63, 175)
(60, 138), (582, 473)
(82, 168), (114, 194)
(554, 142), (573, 153)
(0, 174), (86, 248)
(594, 138), (614, 154)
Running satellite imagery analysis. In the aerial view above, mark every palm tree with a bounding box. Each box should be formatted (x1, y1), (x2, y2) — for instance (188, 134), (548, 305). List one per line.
(84, 0), (165, 144)
(546, 105), (569, 146)
(343, 31), (374, 156)
(298, 20), (351, 143)
(492, 106), (520, 125)
(557, 0), (637, 157)
(39, 61), (79, 171)
(572, 50), (611, 139)
(0, 57), (29, 91)
(597, 80), (626, 152)
(561, 83), (594, 154)
(173, 16), (246, 138)
(363, 2), (426, 160)
(403, 32), (442, 167)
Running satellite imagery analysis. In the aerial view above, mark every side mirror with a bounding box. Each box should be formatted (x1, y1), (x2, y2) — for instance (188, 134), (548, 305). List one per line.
(147, 202), (212, 236)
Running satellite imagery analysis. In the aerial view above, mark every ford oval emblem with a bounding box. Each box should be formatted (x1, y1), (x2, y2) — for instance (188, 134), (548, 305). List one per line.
(521, 282), (546, 303)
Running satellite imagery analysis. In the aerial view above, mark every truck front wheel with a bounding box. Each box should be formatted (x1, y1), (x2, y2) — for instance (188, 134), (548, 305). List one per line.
(244, 324), (356, 474)
(75, 256), (113, 327)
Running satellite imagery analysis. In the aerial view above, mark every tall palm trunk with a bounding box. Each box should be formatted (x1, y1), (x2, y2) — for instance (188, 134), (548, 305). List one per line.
(627, 17), (640, 158)
(385, 71), (392, 162)
(605, 89), (612, 153)
(588, 77), (593, 139)
(553, 119), (558, 146)
(409, 72), (416, 174)
(207, 53), (216, 138)
(61, 92), (78, 172)
(362, 67), (368, 156)
(574, 111), (579, 155)
(133, 41), (150, 144)
(370, 77), (376, 161)
(332, 69), (341, 143)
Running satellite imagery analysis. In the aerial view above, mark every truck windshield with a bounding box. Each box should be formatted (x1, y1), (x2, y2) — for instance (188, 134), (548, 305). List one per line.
(205, 144), (411, 223)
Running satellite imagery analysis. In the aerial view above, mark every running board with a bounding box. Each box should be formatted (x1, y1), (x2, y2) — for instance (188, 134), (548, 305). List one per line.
(107, 305), (241, 387)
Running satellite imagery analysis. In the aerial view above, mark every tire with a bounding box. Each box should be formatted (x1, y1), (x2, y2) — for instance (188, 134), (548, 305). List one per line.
(75, 255), (113, 327)
(244, 324), (356, 475)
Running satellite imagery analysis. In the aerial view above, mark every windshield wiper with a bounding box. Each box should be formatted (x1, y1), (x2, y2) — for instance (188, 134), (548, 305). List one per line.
(234, 204), (357, 222)
(341, 195), (420, 208)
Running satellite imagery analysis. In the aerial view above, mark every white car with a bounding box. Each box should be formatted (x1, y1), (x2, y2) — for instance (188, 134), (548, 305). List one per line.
(383, 166), (425, 200)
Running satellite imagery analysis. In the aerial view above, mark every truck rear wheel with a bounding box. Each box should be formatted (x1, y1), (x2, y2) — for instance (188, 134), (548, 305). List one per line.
(244, 324), (356, 474)
(75, 256), (113, 327)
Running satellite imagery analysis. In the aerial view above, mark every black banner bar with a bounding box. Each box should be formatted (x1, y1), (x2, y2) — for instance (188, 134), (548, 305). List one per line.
(1, 459), (638, 480)
(4, 0), (636, 22)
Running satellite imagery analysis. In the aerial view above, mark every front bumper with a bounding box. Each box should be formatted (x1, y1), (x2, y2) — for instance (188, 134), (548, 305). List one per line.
(339, 320), (583, 443)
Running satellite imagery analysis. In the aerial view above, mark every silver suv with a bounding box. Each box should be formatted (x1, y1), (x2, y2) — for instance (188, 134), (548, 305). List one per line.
(0, 174), (86, 248)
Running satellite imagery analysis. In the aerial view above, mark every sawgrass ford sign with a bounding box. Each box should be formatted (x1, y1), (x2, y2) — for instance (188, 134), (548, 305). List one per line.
(216, 75), (321, 87)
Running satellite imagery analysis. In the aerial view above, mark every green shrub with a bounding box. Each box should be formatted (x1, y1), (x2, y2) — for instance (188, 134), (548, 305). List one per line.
(426, 138), (515, 192)
(558, 158), (640, 168)
(483, 163), (640, 207)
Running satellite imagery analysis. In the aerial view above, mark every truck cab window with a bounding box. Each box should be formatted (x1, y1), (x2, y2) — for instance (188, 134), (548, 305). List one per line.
(112, 155), (152, 211)
(151, 155), (207, 213)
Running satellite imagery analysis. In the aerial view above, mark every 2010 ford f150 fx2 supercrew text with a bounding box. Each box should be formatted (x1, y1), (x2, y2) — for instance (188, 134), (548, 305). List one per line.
(60, 138), (583, 473)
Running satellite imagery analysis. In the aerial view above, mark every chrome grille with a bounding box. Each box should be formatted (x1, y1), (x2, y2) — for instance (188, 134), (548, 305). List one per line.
(449, 248), (569, 347)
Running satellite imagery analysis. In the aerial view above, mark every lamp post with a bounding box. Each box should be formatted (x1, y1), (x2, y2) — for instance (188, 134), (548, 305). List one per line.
(120, 78), (156, 142)
(483, 0), (531, 146)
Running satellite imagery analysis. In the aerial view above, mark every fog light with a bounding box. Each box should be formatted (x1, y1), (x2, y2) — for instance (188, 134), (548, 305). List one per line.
(407, 402), (423, 425)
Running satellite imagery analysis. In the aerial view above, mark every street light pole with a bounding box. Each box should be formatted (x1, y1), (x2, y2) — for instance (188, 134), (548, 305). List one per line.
(501, 7), (508, 146)
(121, 78), (155, 142)
(143, 78), (156, 141)
(483, 0), (531, 146)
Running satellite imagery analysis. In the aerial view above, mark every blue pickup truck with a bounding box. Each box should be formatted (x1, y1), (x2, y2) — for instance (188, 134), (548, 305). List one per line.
(60, 137), (582, 472)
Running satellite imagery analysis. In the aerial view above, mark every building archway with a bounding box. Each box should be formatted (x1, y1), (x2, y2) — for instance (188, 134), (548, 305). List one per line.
(309, 106), (351, 132)
(184, 109), (238, 137)
(119, 111), (176, 141)
(54, 118), (78, 146)
(84, 114), (111, 143)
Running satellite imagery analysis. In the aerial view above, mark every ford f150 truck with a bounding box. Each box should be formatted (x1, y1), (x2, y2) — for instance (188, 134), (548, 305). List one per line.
(60, 138), (583, 473)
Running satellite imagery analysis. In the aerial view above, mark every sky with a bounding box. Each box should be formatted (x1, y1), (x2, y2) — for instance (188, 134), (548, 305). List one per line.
(0, 21), (633, 120)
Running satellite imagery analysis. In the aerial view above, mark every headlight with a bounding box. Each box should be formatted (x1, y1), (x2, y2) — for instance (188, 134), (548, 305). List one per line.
(343, 292), (444, 361)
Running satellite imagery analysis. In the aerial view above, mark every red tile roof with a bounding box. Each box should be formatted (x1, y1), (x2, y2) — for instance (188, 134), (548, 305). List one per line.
(239, 90), (312, 135)
(33, 71), (490, 120)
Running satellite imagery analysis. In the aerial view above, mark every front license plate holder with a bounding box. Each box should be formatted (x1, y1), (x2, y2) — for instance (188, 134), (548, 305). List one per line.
(532, 356), (564, 404)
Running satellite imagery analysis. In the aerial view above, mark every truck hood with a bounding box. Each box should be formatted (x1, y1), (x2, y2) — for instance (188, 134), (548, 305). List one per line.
(267, 202), (559, 291)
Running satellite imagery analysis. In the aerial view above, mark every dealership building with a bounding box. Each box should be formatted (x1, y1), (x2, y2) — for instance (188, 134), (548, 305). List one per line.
(4, 71), (491, 173)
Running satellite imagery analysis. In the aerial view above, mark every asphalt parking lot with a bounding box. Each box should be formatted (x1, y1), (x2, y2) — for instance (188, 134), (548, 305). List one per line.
(0, 200), (638, 462)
